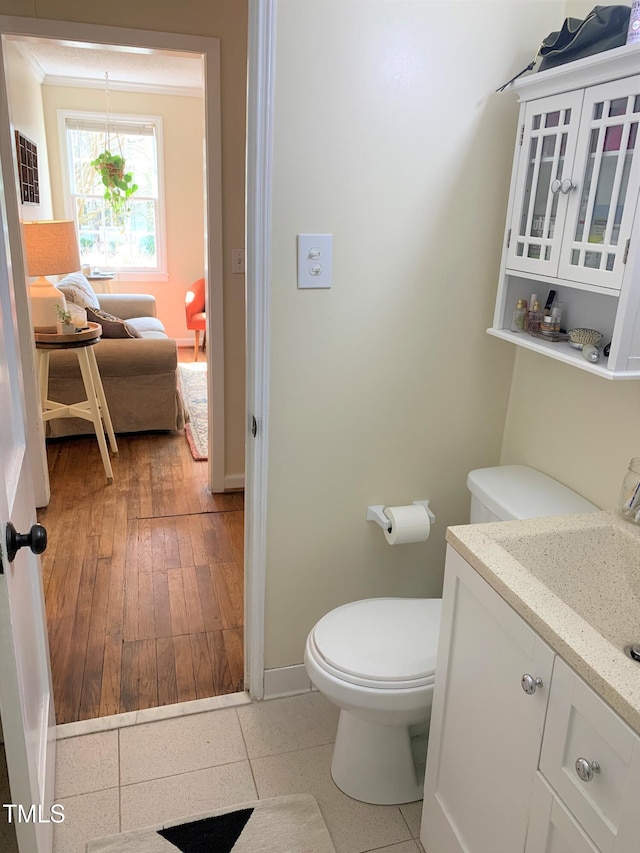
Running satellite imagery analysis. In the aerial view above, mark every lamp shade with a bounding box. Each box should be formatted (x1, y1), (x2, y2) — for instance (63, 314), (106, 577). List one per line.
(23, 220), (80, 277)
(22, 220), (80, 332)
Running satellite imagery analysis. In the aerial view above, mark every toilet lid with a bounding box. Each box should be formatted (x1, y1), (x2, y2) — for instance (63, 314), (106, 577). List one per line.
(311, 598), (441, 685)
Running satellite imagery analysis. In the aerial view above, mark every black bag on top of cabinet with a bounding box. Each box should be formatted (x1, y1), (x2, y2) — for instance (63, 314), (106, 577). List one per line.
(496, 5), (631, 92)
(538, 5), (630, 71)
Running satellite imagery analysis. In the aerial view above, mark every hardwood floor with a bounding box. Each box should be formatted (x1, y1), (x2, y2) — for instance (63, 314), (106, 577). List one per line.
(38, 348), (244, 724)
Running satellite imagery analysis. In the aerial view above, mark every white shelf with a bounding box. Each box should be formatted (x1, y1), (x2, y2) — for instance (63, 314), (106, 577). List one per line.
(488, 327), (640, 380)
(504, 268), (622, 296)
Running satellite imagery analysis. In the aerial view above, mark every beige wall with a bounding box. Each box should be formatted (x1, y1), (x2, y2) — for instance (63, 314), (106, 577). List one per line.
(42, 85), (205, 341)
(263, 0), (568, 668)
(0, 0), (248, 480)
(3, 40), (53, 220)
(501, 353), (638, 509)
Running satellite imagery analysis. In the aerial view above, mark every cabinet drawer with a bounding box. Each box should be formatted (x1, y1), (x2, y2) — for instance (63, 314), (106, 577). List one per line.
(540, 658), (640, 853)
(525, 774), (598, 853)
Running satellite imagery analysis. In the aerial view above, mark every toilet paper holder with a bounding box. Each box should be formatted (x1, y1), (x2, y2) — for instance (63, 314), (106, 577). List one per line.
(366, 501), (436, 533)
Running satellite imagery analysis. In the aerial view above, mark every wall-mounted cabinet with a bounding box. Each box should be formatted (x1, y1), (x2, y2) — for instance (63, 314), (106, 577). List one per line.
(490, 46), (640, 379)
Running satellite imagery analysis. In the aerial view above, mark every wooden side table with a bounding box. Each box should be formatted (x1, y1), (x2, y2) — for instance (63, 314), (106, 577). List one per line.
(35, 323), (118, 484)
(86, 273), (115, 294)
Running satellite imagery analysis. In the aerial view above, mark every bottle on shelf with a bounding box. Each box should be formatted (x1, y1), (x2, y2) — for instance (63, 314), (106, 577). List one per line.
(525, 299), (543, 335)
(510, 298), (527, 332)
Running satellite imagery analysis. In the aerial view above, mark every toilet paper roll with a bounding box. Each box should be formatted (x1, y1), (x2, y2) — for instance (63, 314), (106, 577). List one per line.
(383, 505), (431, 545)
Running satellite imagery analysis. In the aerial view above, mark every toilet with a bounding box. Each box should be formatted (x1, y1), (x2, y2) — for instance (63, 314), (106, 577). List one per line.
(304, 465), (597, 805)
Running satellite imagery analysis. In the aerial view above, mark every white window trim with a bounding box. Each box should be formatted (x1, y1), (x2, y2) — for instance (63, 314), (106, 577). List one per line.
(57, 108), (168, 281)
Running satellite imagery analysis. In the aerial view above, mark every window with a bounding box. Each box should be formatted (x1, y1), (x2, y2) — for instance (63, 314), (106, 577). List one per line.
(60, 111), (166, 278)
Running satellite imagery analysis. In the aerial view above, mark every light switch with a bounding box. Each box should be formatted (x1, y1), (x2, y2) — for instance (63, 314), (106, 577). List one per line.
(297, 234), (333, 289)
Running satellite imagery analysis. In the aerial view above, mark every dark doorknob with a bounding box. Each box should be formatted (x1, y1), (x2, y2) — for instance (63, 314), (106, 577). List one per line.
(5, 522), (47, 564)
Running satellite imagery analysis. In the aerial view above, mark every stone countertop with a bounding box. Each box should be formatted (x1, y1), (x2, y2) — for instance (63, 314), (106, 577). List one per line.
(446, 510), (640, 735)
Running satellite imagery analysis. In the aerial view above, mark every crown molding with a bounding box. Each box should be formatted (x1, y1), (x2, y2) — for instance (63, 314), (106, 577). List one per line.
(12, 39), (45, 83)
(42, 74), (202, 98)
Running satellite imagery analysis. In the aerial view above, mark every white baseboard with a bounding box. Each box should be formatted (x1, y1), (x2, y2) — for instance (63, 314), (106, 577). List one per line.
(263, 665), (312, 699)
(224, 472), (245, 490)
(176, 337), (196, 348)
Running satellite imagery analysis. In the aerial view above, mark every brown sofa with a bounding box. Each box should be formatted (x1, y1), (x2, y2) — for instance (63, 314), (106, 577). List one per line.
(45, 292), (185, 437)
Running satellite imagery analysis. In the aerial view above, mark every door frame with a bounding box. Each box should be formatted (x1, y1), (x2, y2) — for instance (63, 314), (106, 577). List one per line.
(244, 0), (275, 700)
(0, 9), (276, 703)
(0, 14), (226, 496)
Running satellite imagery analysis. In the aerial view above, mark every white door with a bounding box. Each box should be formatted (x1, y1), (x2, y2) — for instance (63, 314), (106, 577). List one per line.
(0, 171), (56, 850)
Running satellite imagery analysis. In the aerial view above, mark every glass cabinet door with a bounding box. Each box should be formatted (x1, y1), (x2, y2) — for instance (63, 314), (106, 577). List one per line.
(559, 76), (640, 291)
(506, 91), (583, 277)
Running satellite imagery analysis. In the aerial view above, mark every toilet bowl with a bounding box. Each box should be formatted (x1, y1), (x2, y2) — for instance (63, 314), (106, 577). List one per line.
(304, 466), (598, 805)
(304, 597), (441, 804)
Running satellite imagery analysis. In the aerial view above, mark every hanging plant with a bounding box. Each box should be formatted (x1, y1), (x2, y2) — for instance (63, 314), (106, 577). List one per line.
(90, 151), (138, 219)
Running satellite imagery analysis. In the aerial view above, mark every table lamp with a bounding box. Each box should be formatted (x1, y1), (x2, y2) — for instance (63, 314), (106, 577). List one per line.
(23, 220), (80, 332)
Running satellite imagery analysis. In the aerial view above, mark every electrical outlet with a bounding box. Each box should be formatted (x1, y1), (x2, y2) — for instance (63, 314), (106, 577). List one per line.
(231, 248), (245, 274)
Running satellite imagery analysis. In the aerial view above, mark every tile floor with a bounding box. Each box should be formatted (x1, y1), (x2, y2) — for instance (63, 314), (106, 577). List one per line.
(53, 692), (426, 853)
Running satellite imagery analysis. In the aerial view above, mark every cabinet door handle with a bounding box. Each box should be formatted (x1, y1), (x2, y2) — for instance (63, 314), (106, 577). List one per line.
(521, 673), (543, 694)
(551, 178), (576, 194)
(575, 757), (600, 782)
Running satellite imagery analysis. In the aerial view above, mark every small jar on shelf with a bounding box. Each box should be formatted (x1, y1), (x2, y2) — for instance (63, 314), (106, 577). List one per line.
(510, 299), (527, 332)
(525, 299), (543, 335)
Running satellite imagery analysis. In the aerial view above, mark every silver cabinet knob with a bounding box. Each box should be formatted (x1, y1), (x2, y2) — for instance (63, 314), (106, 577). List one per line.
(521, 674), (543, 695)
(575, 757), (600, 782)
(551, 179), (562, 194)
(561, 178), (577, 194)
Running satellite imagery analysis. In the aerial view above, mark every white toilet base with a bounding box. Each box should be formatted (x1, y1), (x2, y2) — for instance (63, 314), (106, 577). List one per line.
(330, 709), (424, 805)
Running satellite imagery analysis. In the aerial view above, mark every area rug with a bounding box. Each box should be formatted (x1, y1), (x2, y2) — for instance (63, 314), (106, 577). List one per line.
(177, 362), (208, 460)
(87, 794), (335, 853)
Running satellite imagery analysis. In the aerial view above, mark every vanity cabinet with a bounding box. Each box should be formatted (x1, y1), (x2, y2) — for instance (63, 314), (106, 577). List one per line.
(490, 47), (640, 378)
(421, 544), (640, 853)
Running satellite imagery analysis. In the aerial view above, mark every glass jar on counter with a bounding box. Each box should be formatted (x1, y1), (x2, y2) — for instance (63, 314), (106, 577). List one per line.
(619, 457), (640, 521)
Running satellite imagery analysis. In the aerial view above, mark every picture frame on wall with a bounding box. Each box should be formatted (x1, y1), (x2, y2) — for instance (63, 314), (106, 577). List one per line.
(15, 130), (40, 204)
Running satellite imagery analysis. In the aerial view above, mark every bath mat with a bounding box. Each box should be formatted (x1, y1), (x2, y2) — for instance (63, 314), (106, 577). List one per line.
(177, 362), (208, 460)
(86, 794), (336, 853)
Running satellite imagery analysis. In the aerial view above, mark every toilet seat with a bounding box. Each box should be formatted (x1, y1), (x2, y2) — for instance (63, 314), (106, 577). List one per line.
(308, 597), (441, 690)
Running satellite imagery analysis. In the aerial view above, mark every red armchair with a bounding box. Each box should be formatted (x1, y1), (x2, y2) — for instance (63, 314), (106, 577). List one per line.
(185, 278), (206, 361)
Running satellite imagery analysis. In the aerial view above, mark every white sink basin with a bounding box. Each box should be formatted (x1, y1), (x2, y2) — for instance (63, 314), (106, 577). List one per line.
(493, 521), (640, 652)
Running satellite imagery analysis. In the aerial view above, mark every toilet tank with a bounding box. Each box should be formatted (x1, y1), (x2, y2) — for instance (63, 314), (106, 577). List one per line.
(467, 465), (598, 523)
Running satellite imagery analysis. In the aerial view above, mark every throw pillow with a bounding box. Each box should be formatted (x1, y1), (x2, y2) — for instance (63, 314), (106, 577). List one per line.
(85, 306), (142, 339)
(57, 272), (100, 310)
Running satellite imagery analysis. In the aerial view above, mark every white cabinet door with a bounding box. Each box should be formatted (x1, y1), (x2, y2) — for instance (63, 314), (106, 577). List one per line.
(506, 91), (583, 278)
(525, 774), (599, 853)
(558, 75), (640, 291)
(421, 546), (554, 853)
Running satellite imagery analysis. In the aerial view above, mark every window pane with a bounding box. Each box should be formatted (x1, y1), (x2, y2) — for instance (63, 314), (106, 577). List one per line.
(609, 97), (628, 117)
(66, 118), (160, 271)
(75, 197), (158, 268)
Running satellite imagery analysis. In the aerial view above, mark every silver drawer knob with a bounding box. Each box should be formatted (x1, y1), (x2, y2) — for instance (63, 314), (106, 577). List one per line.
(575, 757), (600, 783)
(521, 674), (543, 695)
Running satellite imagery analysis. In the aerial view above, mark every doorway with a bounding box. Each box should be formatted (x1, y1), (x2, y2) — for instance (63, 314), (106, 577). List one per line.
(0, 19), (246, 723)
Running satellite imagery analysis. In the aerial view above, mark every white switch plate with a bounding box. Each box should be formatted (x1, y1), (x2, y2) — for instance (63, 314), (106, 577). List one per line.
(297, 234), (332, 289)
